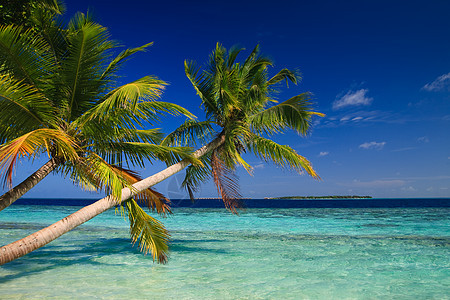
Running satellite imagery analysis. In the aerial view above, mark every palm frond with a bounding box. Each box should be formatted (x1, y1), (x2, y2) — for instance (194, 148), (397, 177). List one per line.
(30, 7), (67, 65)
(81, 76), (166, 121)
(0, 75), (56, 141)
(0, 25), (54, 87)
(124, 199), (170, 263)
(181, 154), (212, 200)
(243, 44), (260, 66)
(69, 153), (139, 201)
(227, 46), (245, 68)
(100, 42), (154, 81)
(114, 167), (171, 216)
(211, 150), (243, 214)
(250, 93), (324, 136)
(267, 68), (300, 86)
(74, 104), (178, 146)
(73, 82), (194, 132)
(134, 101), (195, 122)
(93, 142), (196, 167)
(184, 60), (220, 120)
(161, 120), (216, 147)
(246, 133), (319, 179)
(0, 129), (78, 187)
(35, 0), (65, 15)
(63, 13), (117, 120)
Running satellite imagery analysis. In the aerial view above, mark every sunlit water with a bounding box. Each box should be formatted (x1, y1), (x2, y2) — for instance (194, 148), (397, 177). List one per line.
(0, 205), (449, 299)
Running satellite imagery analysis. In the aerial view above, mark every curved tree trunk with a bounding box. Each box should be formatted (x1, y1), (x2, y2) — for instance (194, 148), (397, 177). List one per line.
(0, 135), (224, 265)
(0, 158), (60, 212)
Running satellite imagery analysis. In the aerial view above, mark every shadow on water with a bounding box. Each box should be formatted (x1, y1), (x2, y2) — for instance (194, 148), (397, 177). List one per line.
(0, 237), (230, 284)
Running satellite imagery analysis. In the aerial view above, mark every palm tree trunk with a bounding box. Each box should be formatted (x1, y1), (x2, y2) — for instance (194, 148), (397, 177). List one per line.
(0, 135), (224, 265)
(0, 158), (60, 212)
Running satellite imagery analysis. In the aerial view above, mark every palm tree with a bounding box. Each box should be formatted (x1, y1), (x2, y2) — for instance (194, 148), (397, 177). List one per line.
(0, 43), (323, 265)
(169, 43), (323, 210)
(0, 10), (194, 262)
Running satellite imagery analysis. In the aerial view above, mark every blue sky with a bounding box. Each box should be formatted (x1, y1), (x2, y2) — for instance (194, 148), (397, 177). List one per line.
(5, 0), (450, 199)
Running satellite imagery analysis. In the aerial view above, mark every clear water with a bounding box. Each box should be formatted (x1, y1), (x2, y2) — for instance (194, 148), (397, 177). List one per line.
(0, 205), (449, 299)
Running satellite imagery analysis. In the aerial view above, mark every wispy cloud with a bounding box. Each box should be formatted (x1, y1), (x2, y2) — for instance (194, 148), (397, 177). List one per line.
(319, 151), (329, 157)
(319, 110), (392, 128)
(392, 147), (417, 152)
(384, 175), (450, 181)
(359, 141), (386, 150)
(333, 89), (373, 110)
(253, 163), (265, 169)
(422, 72), (450, 91)
(417, 136), (429, 143)
(401, 186), (417, 192)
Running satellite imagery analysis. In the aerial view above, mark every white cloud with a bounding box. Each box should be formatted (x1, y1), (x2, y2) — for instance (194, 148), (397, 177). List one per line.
(319, 151), (329, 157)
(333, 89), (373, 110)
(253, 163), (265, 169)
(359, 141), (386, 150)
(392, 147), (417, 152)
(422, 72), (450, 91)
(417, 136), (429, 143)
(384, 175), (450, 181)
(401, 186), (417, 192)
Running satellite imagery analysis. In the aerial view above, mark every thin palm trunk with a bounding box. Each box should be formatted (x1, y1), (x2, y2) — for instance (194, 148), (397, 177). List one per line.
(0, 158), (61, 212)
(0, 135), (224, 265)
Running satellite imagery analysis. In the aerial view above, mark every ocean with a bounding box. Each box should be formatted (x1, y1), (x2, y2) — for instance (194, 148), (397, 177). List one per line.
(0, 198), (449, 299)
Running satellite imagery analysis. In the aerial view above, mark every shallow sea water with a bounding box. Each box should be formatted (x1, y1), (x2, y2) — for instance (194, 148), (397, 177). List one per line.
(0, 206), (449, 299)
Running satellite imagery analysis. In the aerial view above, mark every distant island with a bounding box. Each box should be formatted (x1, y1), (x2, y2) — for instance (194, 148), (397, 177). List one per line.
(265, 195), (372, 200)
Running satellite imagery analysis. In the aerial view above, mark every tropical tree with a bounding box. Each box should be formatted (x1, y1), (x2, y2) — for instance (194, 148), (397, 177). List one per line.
(0, 10), (195, 262)
(0, 0), (63, 30)
(0, 43), (323, 265)
(169, 43), (324, 210)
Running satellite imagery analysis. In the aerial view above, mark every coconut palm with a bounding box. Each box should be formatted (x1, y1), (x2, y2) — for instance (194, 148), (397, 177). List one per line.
(0, 43), (322, 265)
(168, 43), (324, 211)
(0, 10), (195, 262)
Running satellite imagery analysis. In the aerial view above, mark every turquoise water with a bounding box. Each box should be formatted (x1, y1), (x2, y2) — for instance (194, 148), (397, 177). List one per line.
(0, 205), (449, 299)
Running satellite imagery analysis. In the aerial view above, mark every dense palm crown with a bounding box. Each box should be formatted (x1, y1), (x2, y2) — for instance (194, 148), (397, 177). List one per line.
(0, 11), (193, 262)
(165, 44), (324, 212)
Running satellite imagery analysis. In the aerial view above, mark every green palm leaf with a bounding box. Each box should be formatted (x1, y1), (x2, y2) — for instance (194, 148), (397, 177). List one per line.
(161, 120), (215, 147)
(184, 60), (221, 120)
(0, 75), (56, 141)
(267, 68), (299, 86)
(63, 13), (116, 120)
(84, 76), (166, 120)
(0, 25), (54, 87)
(100, 42), (154, 81)
(246, 133), (319, 179)
(249, 93), (324, 136)
(181, 153), (212, 200)
(124, 199), (170, 263)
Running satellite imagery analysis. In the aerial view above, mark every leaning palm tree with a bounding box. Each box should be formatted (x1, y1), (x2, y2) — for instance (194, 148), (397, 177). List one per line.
(0, 10), (194, 262)
(0, 43), (323, 265)
(167, 43), (323, 210)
